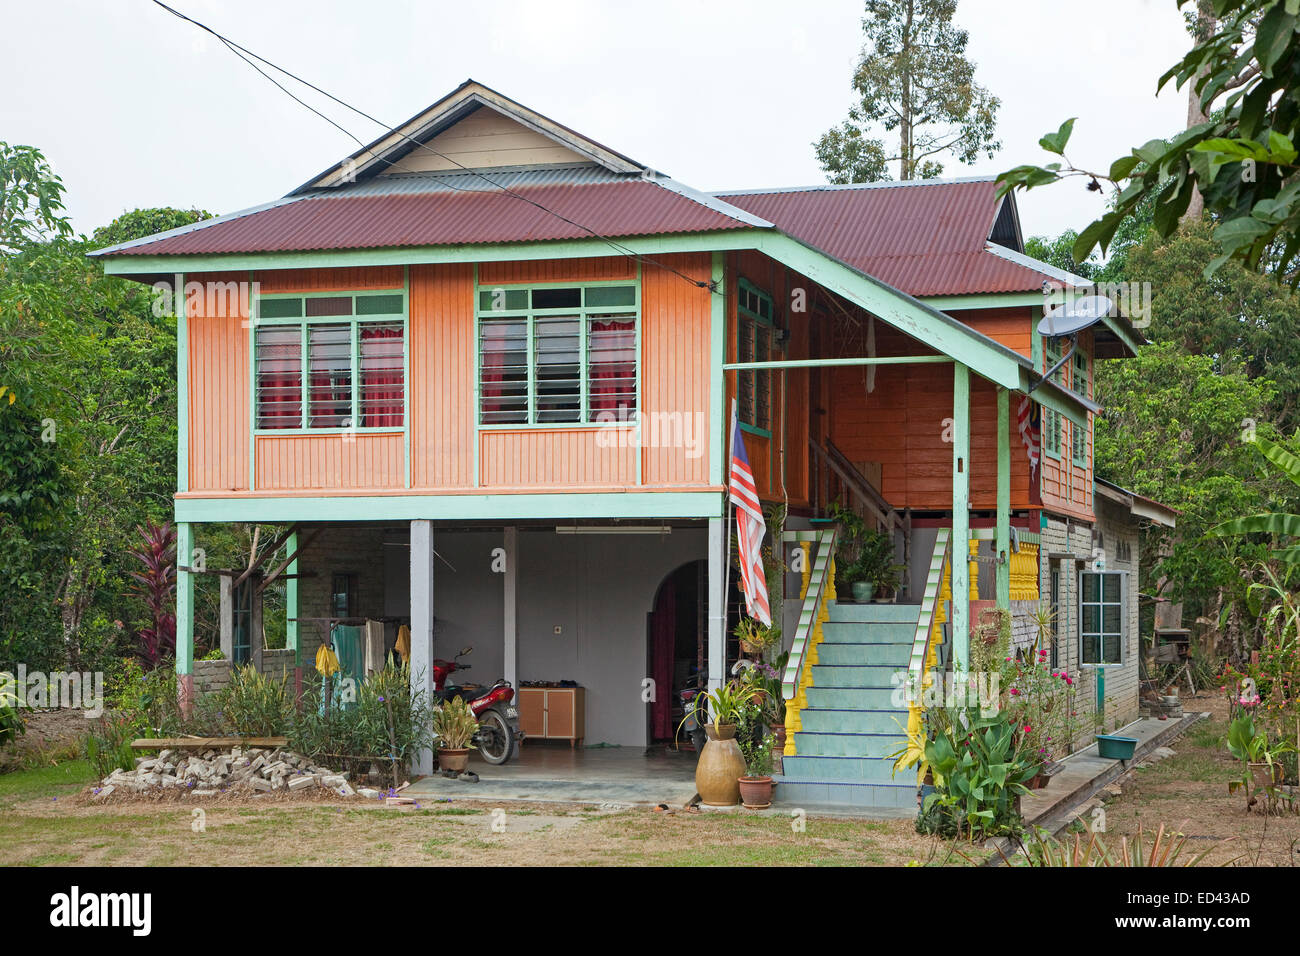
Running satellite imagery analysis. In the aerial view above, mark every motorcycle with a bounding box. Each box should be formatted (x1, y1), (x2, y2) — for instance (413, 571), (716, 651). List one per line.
(678, 672), (708, 753)
(431, 646), (520, 765)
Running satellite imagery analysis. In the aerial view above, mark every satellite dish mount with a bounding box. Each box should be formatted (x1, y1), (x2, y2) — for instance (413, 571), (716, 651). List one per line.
(1028, 295), (1113, 394)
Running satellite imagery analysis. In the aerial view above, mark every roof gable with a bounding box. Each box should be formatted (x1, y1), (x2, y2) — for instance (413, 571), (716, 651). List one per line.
(293, 80), (646, 194)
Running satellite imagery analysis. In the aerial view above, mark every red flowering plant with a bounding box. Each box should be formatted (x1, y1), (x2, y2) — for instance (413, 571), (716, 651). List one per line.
(997, 645), (1083, 763)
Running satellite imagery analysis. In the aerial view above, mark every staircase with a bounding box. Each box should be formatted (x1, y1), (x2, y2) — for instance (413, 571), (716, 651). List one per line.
(776, 600), (920, 810)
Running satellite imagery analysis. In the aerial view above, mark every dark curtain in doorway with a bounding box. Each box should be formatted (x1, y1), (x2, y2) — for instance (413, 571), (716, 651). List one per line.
(651, 583), (676, 740)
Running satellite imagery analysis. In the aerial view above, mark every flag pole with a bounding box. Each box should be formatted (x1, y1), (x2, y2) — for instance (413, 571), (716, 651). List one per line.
(722, 399), (738, 651)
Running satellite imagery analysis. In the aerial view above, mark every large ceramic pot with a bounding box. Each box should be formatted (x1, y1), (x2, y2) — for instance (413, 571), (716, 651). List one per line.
(438, 748), (470, 773)
(851, 581), (875, 602)
(696, 723), (745, 806)
(738, 775), (774, 809)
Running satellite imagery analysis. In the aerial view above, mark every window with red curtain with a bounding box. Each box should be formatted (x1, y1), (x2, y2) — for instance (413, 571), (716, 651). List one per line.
(587, 316), (636, 420)
(480, 318), (527, 424)
(255, 326), (302, 429)
(360, 323), (404, 427)
(308, 324), (352, 428)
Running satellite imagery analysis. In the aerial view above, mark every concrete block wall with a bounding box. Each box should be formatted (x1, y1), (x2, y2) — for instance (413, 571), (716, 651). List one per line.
(193, 658), (232, 696)
(1039, 507), (1141, 742)
(294, 526), (389, 675)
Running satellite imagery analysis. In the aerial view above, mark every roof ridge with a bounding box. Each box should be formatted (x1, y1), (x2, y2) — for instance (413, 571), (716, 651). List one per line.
(714, 175), (997, 197)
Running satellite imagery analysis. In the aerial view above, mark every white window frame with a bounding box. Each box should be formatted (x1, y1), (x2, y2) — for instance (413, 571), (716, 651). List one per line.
(1078, 568), (1127, 667)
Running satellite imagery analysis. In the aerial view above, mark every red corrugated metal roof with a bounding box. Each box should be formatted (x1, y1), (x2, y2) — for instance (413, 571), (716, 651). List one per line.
(111, 180), (752, 256)
(717, 179), (1050, 296)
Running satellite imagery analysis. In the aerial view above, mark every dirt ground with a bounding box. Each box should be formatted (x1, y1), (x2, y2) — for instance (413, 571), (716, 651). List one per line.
(1083, 693), (1300, 866)
(0, 773), (980, 867)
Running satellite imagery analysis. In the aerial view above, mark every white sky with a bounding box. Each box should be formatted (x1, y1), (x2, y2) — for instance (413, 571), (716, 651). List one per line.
(2, 0), (1192, 243)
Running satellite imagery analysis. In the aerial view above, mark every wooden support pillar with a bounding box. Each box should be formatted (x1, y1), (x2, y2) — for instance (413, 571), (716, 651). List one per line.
(177, 521), (195, 716)
(707, 515), (726, 694)
(503, 527), (518, 696)
(951, 365), (970, 677)
(996, 387), (1011, 609)
(409, 519), (435, 775)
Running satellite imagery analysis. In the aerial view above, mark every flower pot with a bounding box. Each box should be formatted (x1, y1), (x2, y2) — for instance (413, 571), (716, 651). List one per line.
(1250, 762), (1283, 789)
(696, 723), (745, 806)
(770, 721), (786, 752)
(738, 775), (773, 809)
(740, 640), (761, 656)
(1095, 734), (1138, 760)
(851, 581), (875, 603)
(437, 748), (470, 773)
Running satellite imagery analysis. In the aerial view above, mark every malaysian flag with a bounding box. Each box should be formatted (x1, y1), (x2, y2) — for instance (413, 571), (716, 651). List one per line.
(1017, 394), (1041, 478)
(729, 417), (771, 626)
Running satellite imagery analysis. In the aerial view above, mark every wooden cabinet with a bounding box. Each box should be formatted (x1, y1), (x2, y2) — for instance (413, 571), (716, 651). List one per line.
(518, 687), (585, 748)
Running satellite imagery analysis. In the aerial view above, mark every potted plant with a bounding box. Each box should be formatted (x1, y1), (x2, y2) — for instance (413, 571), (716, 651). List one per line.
(431, 697), (478, 774)
(738, 732), (775, 809)
(734, 617), (780, 657)
(681, 683), (757, 806)
(829, 505), (900, 602)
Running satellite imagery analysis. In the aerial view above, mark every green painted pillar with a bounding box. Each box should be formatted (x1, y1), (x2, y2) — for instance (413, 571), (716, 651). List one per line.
(175, 272), (187, 494)
(951, 364), (970, 677)
(996, 387), (1011, 609)
(176, 521), (195, 715)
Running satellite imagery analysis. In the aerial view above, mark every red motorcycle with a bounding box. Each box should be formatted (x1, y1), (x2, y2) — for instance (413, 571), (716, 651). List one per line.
(431, 646), (520, 765)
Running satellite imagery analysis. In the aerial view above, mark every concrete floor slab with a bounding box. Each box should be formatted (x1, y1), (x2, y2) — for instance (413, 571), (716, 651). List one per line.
(404, 742), (699, 807)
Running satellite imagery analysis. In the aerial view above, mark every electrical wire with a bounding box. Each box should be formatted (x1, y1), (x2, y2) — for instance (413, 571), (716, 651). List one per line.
(150, 0), (720, 292)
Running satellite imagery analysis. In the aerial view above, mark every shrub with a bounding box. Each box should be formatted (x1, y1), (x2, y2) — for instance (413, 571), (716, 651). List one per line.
(431, 697), (478, 751)
(84, 714), (139, 777)
(220, 665), (293, 737)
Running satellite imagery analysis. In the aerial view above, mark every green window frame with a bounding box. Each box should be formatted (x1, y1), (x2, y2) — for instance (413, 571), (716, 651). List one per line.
(737, 279), (778, 435)
(1041, 339), (1063, 459)
(1071, 413), (1089, 467)
(253, 291), (406, 432)
(475, 281), (639, 427)
(1079, 569), (1126, 666)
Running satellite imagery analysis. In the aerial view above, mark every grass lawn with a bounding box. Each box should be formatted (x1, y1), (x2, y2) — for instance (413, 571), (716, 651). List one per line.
(0, 761), (984, 867)
(1088, 707), (1300, 866)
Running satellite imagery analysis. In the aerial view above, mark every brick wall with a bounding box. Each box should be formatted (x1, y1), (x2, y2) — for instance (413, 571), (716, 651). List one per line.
(193, 659), (231, 696)
(293, 525), (389, 676)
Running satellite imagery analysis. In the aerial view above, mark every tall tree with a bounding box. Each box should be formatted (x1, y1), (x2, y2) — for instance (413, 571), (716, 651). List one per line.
(815, 0), (1001, 182)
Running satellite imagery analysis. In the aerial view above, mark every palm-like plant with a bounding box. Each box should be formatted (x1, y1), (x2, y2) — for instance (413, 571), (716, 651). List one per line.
(127, 521), (176, 668)
(1211, 435), (1300, 563)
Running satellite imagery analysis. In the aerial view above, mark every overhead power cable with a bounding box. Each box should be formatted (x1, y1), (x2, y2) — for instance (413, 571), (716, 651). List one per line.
(150, 0), (722, 293)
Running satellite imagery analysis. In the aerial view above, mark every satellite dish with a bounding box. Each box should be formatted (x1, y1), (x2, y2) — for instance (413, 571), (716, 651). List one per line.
(1029, 295), (1112, 395)
(1037, 295), (1114, 339)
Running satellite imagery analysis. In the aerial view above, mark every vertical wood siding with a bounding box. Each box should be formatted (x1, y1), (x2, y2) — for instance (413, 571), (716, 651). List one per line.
(640, 253), (711, 486)
(410, 262), (474, 489)
(186, 272), (249, 492)
(477, 256), (635, 285)
(256, 266), (403, 294)
(254, 433), (404, 489)
(479, 429), (636, 487)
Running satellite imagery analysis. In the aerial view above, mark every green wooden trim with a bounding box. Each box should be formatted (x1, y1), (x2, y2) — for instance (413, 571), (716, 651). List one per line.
(1100, 313), (1143, 358)
(724, 355), (951, 371)
(908, 528), (952, 684)
(709, 252), (725, 488)
(248, 271), (258, 492)
(176, 522), (194, 676)
(739, 422), (772, 439)
(754, 234), (1024, 390)
(101, 231), (758, 275)
(951, 363), (971, 676)
(176, 272), (188, 494)
(634, 261), (643, 487)
(921, 292), (1047, 310)
(996, 386), (1011, 609)
(174, 491), (726, 523)
(473, 263), (481, 488)
(472, 276), (641, 428)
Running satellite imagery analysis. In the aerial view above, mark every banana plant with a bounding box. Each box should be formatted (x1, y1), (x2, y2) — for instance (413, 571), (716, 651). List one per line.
(1210, 435), (1300, 564)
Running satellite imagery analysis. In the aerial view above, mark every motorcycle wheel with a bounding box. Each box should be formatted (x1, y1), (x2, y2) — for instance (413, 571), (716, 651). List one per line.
(689, 725), (707, 753)
(477, 708), (515, 765)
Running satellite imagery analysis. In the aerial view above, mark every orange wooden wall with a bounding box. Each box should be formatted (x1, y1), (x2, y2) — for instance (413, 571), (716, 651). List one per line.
(186, 271), (249, 492)
(184, 255), (716, 496)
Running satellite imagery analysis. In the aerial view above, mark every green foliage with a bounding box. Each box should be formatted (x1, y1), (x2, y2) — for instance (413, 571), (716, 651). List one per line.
(220, 665), (294, 737)
(430, 696), (478, 751)
(918, 707), (1038, 840)
(816, 0), (1001, 182)
(1018, 823), (1216, 867)
(998, 0), (1300, 281)
(90, 207), (211, 249)
(83, 714), (138, 778)
(0, 679), (24, 747)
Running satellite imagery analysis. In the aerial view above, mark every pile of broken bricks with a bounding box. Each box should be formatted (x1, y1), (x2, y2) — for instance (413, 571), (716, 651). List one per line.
(93, 746), (391, 800)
